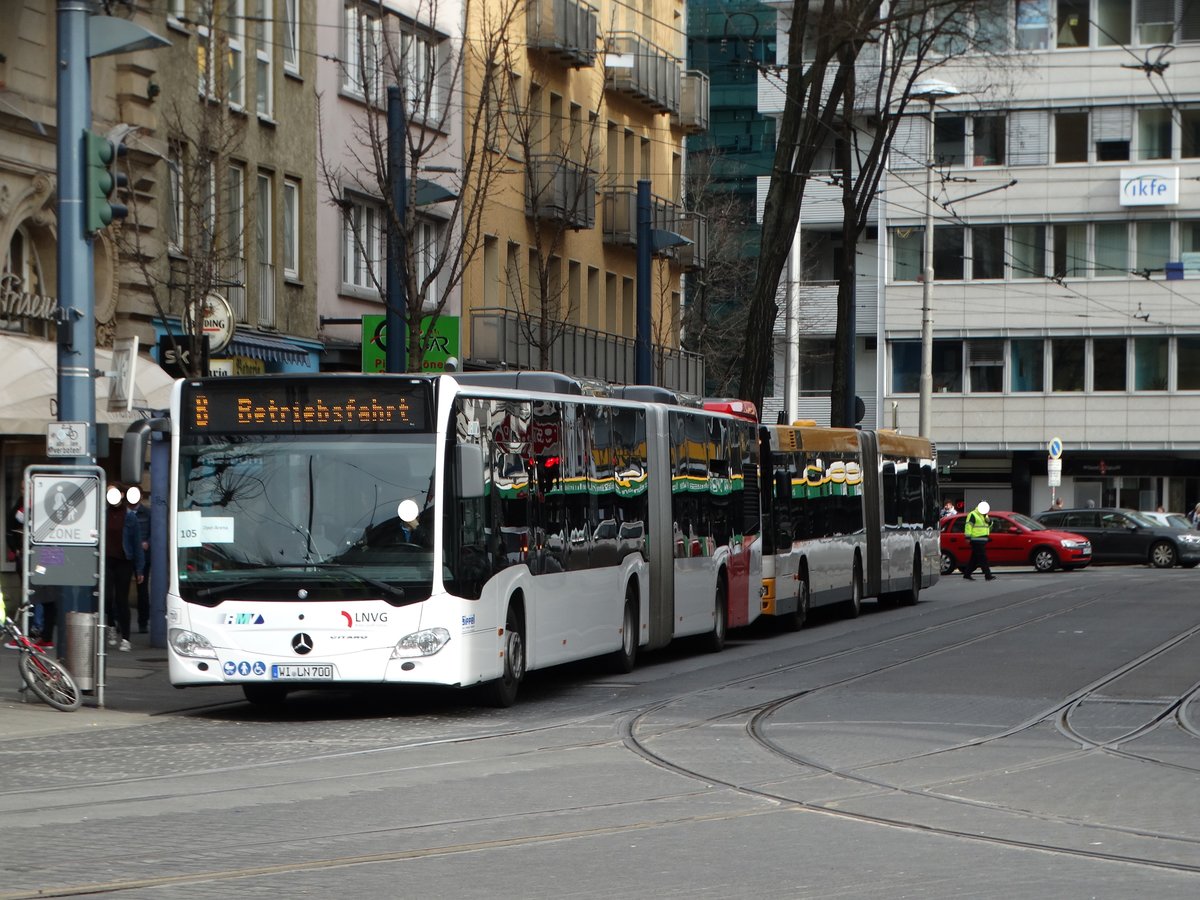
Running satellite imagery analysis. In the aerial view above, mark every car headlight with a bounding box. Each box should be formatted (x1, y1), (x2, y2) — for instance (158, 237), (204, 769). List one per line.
(391, 627), (451, 659)
(1060, 539), (1088, 549)
(169, 627), (218, 659)
(1178, 534), (1200, 544)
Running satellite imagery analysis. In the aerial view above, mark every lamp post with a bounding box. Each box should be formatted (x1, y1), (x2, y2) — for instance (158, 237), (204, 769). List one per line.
(911, 79), (958, 439)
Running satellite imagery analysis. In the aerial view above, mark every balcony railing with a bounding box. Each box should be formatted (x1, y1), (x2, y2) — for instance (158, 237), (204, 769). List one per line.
(602, 188), (702, 267)
(258, 262), (276, 329)
(525, 155), (597, 230)
(672, 70), (710, 134)
(527, 0), (598, 68)
(469, 306), (704, 394)
(604, 33), (680, 115)
(219, 256), (247, 322)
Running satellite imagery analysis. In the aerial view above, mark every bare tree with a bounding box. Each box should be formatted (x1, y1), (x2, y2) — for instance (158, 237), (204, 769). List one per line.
(318, 0), (518, 371)
(118, 3), (247, 378)
(739, 0), (1007, 413)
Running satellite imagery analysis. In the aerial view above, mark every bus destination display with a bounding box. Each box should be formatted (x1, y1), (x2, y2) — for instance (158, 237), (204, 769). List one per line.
(183, 380), (430, 434)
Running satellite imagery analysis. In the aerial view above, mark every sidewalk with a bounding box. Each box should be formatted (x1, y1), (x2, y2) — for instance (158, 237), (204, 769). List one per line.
(0, 630), (231, 740)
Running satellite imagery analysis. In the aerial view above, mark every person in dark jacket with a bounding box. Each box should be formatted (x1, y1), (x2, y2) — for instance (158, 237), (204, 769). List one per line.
(104, 487), (145, 652)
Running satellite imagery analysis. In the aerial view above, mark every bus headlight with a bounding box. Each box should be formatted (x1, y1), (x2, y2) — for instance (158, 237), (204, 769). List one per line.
(169, 628), (218, 659)
(391, 627), (451, 659)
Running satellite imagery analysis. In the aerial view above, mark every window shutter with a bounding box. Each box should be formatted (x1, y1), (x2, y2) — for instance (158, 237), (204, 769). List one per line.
(1092, 106), (1132, 142)
(1181, 0), (1200, 40)
(1008, 110), (1049, 165)
(890, 115), (927, 171)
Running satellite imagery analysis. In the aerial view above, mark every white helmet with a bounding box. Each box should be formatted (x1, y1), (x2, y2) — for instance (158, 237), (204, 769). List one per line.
(977, 501), (990, 515)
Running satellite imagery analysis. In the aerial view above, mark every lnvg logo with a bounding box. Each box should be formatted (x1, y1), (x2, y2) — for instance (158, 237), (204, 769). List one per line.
(340, 610), (389, 627)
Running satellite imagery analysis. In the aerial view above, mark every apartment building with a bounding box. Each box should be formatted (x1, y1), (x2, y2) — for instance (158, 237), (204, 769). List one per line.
(458, 0), (709, 392)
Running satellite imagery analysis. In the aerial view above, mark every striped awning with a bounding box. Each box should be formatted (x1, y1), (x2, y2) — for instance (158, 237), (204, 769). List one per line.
(224, 333), (309, 364)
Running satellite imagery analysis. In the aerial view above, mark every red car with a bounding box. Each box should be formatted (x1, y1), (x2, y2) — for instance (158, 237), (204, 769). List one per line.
(940, 510), (1092, 574)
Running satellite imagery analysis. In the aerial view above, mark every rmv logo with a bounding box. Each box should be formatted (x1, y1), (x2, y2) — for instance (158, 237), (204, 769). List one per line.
(224, 613), (265, 625)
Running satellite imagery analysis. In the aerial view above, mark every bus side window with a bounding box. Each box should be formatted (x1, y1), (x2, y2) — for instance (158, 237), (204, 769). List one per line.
(881, 461), (898, 526)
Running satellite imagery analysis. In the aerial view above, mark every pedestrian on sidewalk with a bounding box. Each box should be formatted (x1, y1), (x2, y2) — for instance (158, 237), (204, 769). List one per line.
(104, 486), (145, 652)
(961, 501), (996, 582)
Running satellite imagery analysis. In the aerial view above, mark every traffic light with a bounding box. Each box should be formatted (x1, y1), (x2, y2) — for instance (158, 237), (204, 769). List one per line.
(84, 129), (128, 235)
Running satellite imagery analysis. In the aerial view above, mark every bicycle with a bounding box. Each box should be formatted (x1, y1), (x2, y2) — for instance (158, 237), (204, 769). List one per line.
(2, 593), (82, 712)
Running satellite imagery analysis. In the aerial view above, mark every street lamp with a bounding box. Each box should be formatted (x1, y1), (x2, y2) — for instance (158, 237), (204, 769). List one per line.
(911, 79), (959, 439)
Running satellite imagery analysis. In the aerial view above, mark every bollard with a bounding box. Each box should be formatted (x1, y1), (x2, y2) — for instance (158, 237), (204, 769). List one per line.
(65, 611), (96, 692)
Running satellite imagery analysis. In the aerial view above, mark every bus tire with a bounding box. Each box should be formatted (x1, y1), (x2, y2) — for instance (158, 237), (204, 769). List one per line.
(242, 683), (288, 707)
(785, 569), (810, 632)
(842, 562), (863, 619)
(606, 591), (639, 674)
(701, 577), (728, 653)
(483, 604), (525, 708)
(899, 553), (921, 606)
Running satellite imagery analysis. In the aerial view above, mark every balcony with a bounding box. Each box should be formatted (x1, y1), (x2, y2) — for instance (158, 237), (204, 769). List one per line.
(672, 70), (710, 134)
(469, 306), (704, 394)
(527, 0), (598, 68)
(602, 188), (702, 267)
(604, 33), (680, 115)
(525, 155), (596, 230)
(257, 262), (276, 329)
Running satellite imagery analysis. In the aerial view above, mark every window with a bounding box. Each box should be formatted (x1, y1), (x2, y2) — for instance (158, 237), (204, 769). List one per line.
(1051, 337), (1085, 391)
(402, 30), (440, 119)
(1183, 220), (1200, 254)
(167, 0), (185, 24)
(892, 341), (920, 393)
(1178, 336), (1200, 389)
(1136, 0), (1176, 43)
(934, 227), (965, 280)
(1134, 336), (1169, 390)
(1057, 0), (1089, 46)
(283, 179), (299, 279)
(1011, 224), (1046, 277)
(226, 0), (245, 108)
(167, 145), (184, 252)
(1055, 112), (1088, 162)
(1053, 223), (1087, 278)
(254, 0), (272, 118)
(283, 0), (300, 74)
(343, 3), (382, 101)
(892, 227), (923, 281)
(891, 340), (963, 394)
(225, 163), (245, 258)
(1096, 0), (1133, 45)
(1016, 0), (1052, 49)
(1183, 109), (1200, 157)
(199, 161), (216, 252)
(1092, 338), (1127, 390)
(1135, 221), (1170, 275)
(342, 194), (384, 293)
(1093, 222), (1129, 276)
(972, 226), (1005, 279)
(256, 173), (273, 325)
(934, 116), (966, 166)
(974, 115), (1006, 165)
(933, 340), (963, 392)
(413, 217), (441, 300)
(1138, 108), (1172, 159)
(967, 340), (1004, 392)
(1010, 338), (1044, 391)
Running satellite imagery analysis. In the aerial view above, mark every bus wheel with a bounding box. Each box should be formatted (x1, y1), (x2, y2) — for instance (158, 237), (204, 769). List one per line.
(242, 684), (288, 708)
(785, 572), (810, 632)
(900, 555), (921, 606)
(842, 563), (863, 619)
(483, 605), (525, 708)
(702, 579), (728, 653)
(606, 592), (639, 674)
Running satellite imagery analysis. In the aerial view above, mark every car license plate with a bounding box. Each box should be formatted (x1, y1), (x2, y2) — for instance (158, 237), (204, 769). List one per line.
(1081, 547), (1091, 555)
(271, 663), (334, 680)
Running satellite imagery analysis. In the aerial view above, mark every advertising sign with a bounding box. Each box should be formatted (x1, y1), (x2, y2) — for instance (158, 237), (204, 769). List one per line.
(1119, 168), (1179, 206)
(361, 315), (460, 373)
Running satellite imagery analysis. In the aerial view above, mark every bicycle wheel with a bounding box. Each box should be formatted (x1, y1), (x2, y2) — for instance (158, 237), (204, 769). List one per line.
(19, 651), (82, 712)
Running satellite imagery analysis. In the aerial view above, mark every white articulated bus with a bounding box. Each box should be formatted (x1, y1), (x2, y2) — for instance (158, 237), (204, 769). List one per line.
(744, 418), (940, 629)
(124, 373), (761, 706)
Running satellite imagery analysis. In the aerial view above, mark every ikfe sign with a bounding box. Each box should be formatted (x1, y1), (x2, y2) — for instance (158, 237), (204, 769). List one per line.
(1119, 168), (1179, 206)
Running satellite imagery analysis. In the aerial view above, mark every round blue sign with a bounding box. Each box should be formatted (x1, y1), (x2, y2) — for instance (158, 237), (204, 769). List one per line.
(1048, 437), (1063, 460)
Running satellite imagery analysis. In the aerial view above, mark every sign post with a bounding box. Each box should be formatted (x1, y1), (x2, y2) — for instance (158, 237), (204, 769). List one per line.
(1047, 437), (1064, 506)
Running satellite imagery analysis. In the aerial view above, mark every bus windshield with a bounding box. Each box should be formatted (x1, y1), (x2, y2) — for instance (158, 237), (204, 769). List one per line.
(177, 433), (439, 605)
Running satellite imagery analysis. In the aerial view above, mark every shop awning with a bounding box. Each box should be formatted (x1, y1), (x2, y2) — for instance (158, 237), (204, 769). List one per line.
(0, 333), (175, 437)
(225, 333), (309, 364)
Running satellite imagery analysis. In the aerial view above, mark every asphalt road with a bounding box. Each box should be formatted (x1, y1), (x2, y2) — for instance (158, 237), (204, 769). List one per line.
(2, 565), (1199, 899)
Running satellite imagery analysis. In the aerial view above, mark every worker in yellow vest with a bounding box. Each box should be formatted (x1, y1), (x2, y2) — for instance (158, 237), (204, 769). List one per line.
(962, 501), (996, 581)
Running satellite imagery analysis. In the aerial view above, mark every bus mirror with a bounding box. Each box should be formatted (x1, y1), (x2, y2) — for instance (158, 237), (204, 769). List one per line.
(121, 418), (171, 485)
(456, 444), (485, 499)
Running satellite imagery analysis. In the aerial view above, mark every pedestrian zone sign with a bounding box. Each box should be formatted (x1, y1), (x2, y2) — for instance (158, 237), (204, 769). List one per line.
(29, 473), (101, 546)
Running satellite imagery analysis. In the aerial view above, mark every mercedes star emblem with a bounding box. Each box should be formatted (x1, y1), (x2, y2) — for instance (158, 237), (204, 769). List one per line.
(291, 633), (313, 655)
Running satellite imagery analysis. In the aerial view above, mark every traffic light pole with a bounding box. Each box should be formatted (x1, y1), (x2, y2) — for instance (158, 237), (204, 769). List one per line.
(54, 0), (96, 664)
